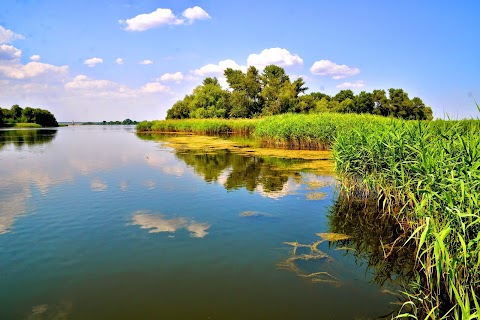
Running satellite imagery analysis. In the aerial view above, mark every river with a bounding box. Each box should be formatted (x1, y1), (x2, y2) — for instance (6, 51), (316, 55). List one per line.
(0, 126), (399, 319)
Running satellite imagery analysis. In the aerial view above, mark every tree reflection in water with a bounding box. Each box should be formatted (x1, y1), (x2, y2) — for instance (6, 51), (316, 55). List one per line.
(0, 129), (57, 150)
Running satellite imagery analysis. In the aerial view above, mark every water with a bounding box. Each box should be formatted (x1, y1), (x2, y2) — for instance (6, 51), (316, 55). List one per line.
(0, 126), (398, 319)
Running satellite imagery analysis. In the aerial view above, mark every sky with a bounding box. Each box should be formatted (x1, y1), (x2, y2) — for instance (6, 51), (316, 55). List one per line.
(0, 0), (479, 121)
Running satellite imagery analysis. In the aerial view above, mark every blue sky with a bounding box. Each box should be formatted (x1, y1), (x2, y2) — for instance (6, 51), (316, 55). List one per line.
(0, 0), (479, 121)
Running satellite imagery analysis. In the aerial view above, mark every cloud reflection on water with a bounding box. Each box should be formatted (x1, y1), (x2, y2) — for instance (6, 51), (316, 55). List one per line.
(130, 210), (211, 238)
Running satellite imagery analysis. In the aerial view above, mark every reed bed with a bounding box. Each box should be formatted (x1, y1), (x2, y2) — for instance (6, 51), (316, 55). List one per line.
(254, 113), (389, 149)
(333, 117), (480, 319)
(136, 118), (258, 135)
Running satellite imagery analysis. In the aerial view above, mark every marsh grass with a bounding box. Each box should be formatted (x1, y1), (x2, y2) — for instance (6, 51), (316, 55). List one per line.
(15, 123), (42, 128)
(333, 118), (480, 318)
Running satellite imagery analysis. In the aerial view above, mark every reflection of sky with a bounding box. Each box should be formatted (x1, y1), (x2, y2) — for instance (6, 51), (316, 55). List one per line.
(0, 126), (186, 235)
(130, 210), (211, 238)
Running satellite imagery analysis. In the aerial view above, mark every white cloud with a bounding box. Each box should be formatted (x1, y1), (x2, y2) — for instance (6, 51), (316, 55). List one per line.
(65, 75), (170, 97)
(0, 26), (24, 44)
(158, 72), (184, 82)
(121, 6), (210, 31)
(139, 59), (153, 65)
(141, 82), (170, 93)
(0, 44), (22, 61)
(84, 57), (103, 67)
(30, 54), (41, 61)
(65, 75), (118, 90)
(122, 8), (184, 31)
(115, 58), (124, 65)
(336, 80), (366, 89)
(0, 61), (68, 79)
(310, 60), (360, 79)
(247, 48), (303, 68)
(182, 6), (211, 23)
(192, 59), (246, 77)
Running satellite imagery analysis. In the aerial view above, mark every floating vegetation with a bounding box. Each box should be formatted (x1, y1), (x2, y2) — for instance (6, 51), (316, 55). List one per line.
(277, 240), (341, 287)
(316, 232), (351, 242)
(305, 192), (327, 200)
(239, 211), (271, 217)
(304, 180), (331, 190)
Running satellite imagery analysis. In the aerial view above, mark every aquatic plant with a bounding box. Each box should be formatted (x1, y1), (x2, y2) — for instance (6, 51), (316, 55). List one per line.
(333, 117), (480, 318)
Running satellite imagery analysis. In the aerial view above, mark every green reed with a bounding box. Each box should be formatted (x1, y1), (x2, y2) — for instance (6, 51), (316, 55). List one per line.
(136, 118), (258, 135)
(333, 117), (480, 319)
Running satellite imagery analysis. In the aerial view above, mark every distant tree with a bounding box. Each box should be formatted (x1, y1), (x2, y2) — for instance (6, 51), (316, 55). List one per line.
(372, 89), (389, 116)
(22, 107), (35, 123)
(354, 91), (375, 113)
(333, 90), (355, 103)
(10, 104), (23, 120)
(0, 108), (5, 125)
(32, 108), (58, 127)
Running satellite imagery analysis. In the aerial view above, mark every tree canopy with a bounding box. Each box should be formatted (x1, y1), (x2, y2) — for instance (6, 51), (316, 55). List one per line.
(166, 64), (433, 121)
(0, 104), (59, 127)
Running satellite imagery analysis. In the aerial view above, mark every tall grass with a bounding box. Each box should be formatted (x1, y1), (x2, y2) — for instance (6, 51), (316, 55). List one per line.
(14, 123), (42, 128)
(136, 118), (258, 135)
(333, 118), (480, 319)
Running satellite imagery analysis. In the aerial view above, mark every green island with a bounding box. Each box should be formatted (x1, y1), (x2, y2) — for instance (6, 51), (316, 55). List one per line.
(136, 64), (480, 319)
(0, 104), (59, 128)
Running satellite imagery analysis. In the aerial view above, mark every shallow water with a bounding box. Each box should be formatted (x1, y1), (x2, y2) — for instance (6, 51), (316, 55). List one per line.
(0, 126), (398, 319)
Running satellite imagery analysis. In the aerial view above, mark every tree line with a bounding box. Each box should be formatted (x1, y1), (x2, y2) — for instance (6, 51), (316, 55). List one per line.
(82, 119), (138, 125)
(0, 104), (59, 127)
(166, 65), (433, 120)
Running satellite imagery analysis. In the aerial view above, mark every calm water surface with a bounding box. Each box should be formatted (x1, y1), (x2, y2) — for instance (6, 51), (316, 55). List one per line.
(0, 126), (397, 319)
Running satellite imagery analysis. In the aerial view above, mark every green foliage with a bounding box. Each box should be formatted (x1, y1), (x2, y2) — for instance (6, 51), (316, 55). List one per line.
(15, 123), (42, 128)
(136, 118), (258, 135)
(0, 104), (59, 127)
(165, 64), (433, 120)
(333, 116), (480, 318)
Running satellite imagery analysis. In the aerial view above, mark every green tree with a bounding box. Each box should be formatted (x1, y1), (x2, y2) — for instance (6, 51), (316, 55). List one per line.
(22, 107), (35, 123)
(372, 89), (389, 116)
(333, 90), (355, 103)
(32, 108), (59, 127)
(354, 91), (374, 114)
(10, 104), (23, 120)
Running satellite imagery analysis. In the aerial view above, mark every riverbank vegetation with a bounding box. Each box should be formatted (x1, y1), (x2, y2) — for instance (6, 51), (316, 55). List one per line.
(81, 119), (139, 125)
(0, 104), (58, 127)
(165, 64), (432, 121)
(137, 110), (480, 318)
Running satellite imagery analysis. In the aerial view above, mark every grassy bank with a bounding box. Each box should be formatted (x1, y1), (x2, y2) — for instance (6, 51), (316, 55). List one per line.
(137, 113), (480, 318)
(14, 123), (43, 128)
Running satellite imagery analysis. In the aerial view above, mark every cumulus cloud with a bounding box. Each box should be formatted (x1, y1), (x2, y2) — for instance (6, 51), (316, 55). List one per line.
(310, 60), (360, 79)
(30, 54), (41, 61)
(336, 80), (366, 89)
(158, 72), (184, 82)
(84, 57), (103, 67)
(182, 6), (211, 23)
(0, 44), (22, 61)
(115, 58), (124, 65)
(0, 61), (68, 79)
(140, 82), (170, 93)
(247, 48), (303, 68)
(192, 59), (246, 76)
(65, 75), (118, 90)
(139, 59), (153, 65)
(65, 75), (170, 97)
(0, 26), (24, 44)
(121, 6), (210, 31)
